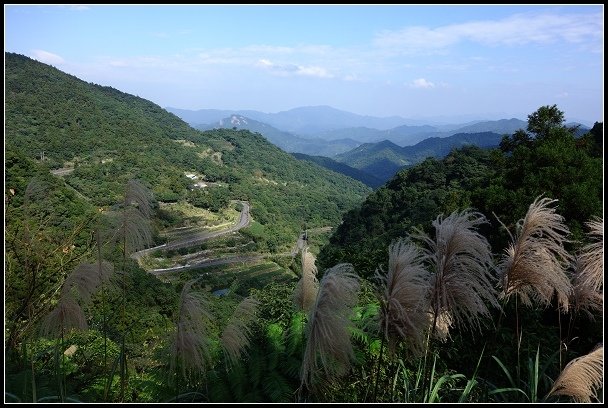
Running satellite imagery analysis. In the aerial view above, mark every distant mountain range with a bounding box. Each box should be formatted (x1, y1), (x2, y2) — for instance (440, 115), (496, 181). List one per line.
(170, 106), (589, 147)
(167, 105), (414, 135)
(196, 114), (360, 157)
(167, 106), (591, 185)
(334, 131), (506, 182)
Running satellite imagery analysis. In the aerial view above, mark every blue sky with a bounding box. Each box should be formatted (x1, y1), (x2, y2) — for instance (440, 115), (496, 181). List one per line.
(4, 4), (604, 125)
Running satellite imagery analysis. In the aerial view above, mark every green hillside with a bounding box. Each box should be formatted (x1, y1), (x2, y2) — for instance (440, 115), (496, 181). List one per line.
(196, 114), (360, 156)
(291, 152), (383, 188)
(335, 131), (504, 183)
(5, 52), (371, 248)
(319, 120), (602, 277)
(5, 52), (603, 404)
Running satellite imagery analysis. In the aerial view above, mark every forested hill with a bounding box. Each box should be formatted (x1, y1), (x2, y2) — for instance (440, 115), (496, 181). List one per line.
(291, 152), (384, 188)
(318, 114), (603, 278)
(5, 52), (371, 248)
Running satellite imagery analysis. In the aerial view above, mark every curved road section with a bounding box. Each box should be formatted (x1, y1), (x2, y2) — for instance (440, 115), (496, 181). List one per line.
(132, 200), (251, 261)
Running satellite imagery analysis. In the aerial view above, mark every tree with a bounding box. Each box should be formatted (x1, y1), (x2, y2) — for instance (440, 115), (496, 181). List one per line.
(526, 104), (565, 139)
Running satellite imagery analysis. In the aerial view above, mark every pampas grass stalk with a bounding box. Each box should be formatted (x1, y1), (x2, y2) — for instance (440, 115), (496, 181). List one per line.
(40, 261), (112, 401)
(497, 196), (573, 311)
(169, 279), (213, 384)
(113, 179), (153, 402)
(414, 210), (498, 337)
(372, 239), (430, 402)
(546, 344), (603, 402)
(413, 209), (498, 401)
(294, 246), (319, 312)
(571, 217), (603, 319)
(300, 263), (360, 392)
(221, 296), (260, 367)
(496, 196), (573, 381)
(375, 239), (431, 357)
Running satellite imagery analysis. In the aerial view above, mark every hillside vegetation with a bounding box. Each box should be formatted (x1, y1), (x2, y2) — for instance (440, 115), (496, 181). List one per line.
(5, 52), (370, 250)
(4, 52), (603, 404)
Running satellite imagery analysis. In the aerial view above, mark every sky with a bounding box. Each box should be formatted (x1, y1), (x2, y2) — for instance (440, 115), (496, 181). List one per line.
(4, 4), (604, 125)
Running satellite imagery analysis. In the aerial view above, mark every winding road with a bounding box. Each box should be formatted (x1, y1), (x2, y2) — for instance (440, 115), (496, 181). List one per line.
(131, 200), (251, 262)
(150, 254), (264, 276)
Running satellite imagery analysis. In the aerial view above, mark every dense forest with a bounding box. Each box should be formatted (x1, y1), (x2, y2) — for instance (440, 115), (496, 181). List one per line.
(4, 52), (604, 403)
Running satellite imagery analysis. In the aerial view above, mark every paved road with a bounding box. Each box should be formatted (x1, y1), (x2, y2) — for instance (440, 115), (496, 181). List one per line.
(50, 167), (74, 176)
(150, 254), (264, 276)
(131, 200), (251, 260)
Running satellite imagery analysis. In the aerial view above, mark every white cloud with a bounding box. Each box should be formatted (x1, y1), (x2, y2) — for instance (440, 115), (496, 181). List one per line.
(375, 11), (603, 52)
(343, 74), (361, 81)
(31, 50), (65, 65)
(410, 78), (435, 88)
(255, 58), (333, 78)
(65, 5), (90, 11)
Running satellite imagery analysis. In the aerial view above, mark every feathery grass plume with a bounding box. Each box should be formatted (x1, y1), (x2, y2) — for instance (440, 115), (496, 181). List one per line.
(169, 280), (213, 381)
(375, 239), (431, 357)
(113, 206), (153, 254)
(497, 196), (573, 311)
(571, 218), (603, 319)
(40, 261), (113, 337)
(300, 263), (360, 388)
(63, 262), (114, 303)
(413, 210), (499, 335)
(432, 310), (453, 343)
(109, 179), (153, 254)
(294, 247), (320, 312)
(221, 296), (260, 367)
(547, 344), (603, 402)
(124, 179), (152, 219)
(40, 293), (87, 337)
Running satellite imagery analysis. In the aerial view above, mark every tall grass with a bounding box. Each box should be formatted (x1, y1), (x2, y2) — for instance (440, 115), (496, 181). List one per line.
(293, 246), (319, 313)
(169, 279), (213, 399)
(372, 239), (430, 401)
(413, 210), (498, 337)
(496, 196), (573, 382)
(497, 196), (573, 311)
(300, 264), (360, 393)
(546, 344), (603, 402)
(221, 296), (260, 367)
(570, 217), (603, 319)
(39, 261), (112, 401)
(412, 210), (498, 401)
(109, 179), (153, 401)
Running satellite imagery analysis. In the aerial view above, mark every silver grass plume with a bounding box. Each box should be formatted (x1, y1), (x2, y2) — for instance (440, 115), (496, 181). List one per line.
(111, 179), (153, 254)
(63, 262), (114, 304)
(221, 296), (260, 367)
(40, 261), (113, 337)
(547, 344), (603, 402)
(571, 218), (603, 319)
(294, 246), (319, 312)
(432, 310), (453, 343)
(40, 294), (87, 337)
(413, 210), (499, 335)
(497, 196), (573, 311)
(169, 280), (213, 380)
(375, 239), (430, 357)
(124, 179), (152, 219)
(300, 264), (360, 388)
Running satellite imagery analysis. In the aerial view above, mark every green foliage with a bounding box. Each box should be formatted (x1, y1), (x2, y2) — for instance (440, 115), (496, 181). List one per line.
(318, 146), (495, 277)
(5, 52), (370, 252)
(4, 54), (603, 403)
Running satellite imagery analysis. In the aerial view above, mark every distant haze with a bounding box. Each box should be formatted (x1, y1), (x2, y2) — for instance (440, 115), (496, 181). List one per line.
(5, 5), (603, 126)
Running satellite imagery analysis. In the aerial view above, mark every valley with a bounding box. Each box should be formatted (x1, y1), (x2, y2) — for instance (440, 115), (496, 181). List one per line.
(4, 51), (603, 404)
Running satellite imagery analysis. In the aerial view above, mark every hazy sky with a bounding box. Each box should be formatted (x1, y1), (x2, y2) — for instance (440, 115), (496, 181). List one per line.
(4, 4), (604, 125)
